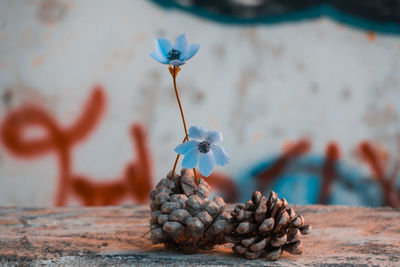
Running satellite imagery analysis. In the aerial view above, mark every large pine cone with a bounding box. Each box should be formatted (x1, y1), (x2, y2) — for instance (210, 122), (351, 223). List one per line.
(149, 169), (233, 254)
(228, 191), (312, 260)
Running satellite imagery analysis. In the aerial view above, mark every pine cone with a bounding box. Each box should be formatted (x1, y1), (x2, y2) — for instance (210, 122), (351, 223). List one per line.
(228, 191), (312, 261)
(149, 169), (233, 254)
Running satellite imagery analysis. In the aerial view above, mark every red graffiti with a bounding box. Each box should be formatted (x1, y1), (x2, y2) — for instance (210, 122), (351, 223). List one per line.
(3, 86), (399, 208)
(257, 138), (311, 193)
(255, 139), (400, 207)
(319, 142), (341, 204)
(255, 139), (340, 205)
(1, 86), (153, 206)
(358, 141), (400, 208)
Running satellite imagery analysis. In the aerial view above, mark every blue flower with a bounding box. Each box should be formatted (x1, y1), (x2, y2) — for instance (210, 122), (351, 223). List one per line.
(174, 126), (230, 177)
(151, 34), (199, 66)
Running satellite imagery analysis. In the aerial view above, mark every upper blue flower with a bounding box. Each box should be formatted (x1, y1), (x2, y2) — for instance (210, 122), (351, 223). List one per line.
(174, 126), (230, 177)
(151, 34), (199, 66)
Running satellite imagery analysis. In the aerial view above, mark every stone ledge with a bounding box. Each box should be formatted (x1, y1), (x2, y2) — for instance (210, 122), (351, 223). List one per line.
(0, 205), (399, 266)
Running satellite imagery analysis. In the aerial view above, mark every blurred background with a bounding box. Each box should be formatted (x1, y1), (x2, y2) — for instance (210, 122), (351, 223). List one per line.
(0, 0), (400, 207)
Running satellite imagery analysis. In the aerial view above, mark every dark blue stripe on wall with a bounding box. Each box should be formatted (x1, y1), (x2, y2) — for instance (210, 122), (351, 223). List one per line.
(149, 0), (400, 35)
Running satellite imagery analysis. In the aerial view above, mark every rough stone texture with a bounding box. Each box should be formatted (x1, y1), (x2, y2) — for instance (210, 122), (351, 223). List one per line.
(0, 205), (399, 266)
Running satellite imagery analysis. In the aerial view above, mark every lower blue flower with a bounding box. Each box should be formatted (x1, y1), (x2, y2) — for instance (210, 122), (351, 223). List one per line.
(175, 126), (230, 177)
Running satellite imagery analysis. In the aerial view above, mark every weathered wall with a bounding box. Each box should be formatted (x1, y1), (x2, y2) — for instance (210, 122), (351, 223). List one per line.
(0, 0), (399, 206)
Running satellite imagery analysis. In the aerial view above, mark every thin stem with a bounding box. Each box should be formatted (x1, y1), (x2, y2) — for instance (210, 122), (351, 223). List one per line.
(172, 67), (189, 135)
(170, 65), (199, 184)
(171, 135), (188, 180)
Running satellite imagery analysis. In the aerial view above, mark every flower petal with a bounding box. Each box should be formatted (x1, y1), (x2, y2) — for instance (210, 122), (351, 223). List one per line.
(155, 38), (172, 58)
(150, 51), (169, 64)
(169, 59), (185, 66)
(182, 43), (199, 61)
(182, 149), (201, 169)
(199, 152), (214, 177)
(174, 140), (199, 155)
(211, 144), (230, 166)
(174, 34), (188, 55)
(205, 130), (223, 144)
(188, 126), (207, 140)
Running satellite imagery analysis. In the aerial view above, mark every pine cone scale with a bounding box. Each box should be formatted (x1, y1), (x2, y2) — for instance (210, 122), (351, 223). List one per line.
(259, 217), (274, 234)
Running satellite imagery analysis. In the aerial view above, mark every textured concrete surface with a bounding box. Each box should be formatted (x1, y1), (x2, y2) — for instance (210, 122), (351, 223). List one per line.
(0, 205), (399, 266)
